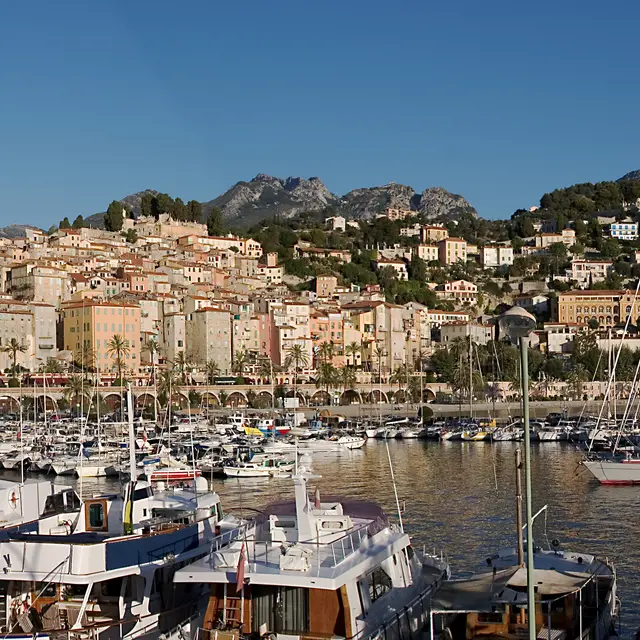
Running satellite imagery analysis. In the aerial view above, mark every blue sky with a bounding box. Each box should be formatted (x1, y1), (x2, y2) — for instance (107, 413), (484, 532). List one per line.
(1, 0), (639, 227)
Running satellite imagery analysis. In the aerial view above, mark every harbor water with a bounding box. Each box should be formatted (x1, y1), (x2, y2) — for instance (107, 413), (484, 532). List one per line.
(26, 439), (638, 637)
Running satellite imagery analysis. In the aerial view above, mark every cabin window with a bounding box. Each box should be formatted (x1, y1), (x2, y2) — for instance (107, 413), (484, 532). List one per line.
(34, 582), (57, 598)
(274, 520), (295, 528)
(216, 503), (223, 520)
(133, 487), (152, 501)
(321, 521), (344, 530)
(367, 567), (393, 603)
(252, 586), (309, 634)
(88, 503), (105, 529)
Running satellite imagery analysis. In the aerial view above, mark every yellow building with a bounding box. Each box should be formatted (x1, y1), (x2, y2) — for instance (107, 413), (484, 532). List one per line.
(62, 300), (141, 374)
(437, 237), (468, 265)
(557, 290), (640, 329)
(421, 225), (449, 243)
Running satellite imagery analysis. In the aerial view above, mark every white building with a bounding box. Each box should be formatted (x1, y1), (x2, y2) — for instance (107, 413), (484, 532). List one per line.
(374, 258), (408, 281)
(608, 221), (639, 240)
(570, 259), (613, 287)
(480, 244), (514, 268)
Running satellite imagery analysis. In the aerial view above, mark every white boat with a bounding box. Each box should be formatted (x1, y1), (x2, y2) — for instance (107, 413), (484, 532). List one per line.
(175, 454), (450, 640)
(337, 435), (366, 449)
(432, 546), (618, 640)
(365, 427), (381, 438)
(582, 455), (640, 485)
(223, 457), (295, 478)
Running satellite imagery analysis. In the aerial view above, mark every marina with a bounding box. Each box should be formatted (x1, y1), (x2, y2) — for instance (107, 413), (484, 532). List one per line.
(0, 435), (632, 637)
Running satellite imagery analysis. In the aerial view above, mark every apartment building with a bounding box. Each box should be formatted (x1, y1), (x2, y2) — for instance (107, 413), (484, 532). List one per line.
(557, 289), (640, 329)
(440, 321), (494, 346)
(436, 280), (478, 304)
(185, 307), (232, 372)
(426, 309), (471, 327)
(8, 264), (69, 305)
(437, 238), (468, 265)
(62, 300), (141, 374)
(534, 228), (576, 249)
(415, 244), (439, 263)
(480, 244), (514, 268)
(570, 259), (613, 287)
(608, 221), (639, 240)
(420, 225), (449, 243)
(374, 258), (408, 280)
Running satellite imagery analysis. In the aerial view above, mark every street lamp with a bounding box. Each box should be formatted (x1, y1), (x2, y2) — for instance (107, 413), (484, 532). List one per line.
(498, 306), (537, 640)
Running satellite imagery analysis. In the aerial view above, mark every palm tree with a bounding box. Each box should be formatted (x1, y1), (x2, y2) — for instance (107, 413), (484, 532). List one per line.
(407, 375), (423, 404)
(205, 360), (220, 384)
(173, 351), (190, 384)
(258, 357), (273, 384)
(74, 345), (96, 373)
(315, 362), (337, 395)
(317, 341), (334, 366)
(40, 358), (63, 374)
(106, 334), (130, 382)
(390, 363), (412, 391)
(284, 344), (310, 403)
(2, 338), (26, 376)
(345, 341), (361, 368)
(143, 337), (160, 389)
(158, 367), (179, 409)
(64, 374), (89, 413)
(232, 350), (247, 377)
(337, 365), (356, 391)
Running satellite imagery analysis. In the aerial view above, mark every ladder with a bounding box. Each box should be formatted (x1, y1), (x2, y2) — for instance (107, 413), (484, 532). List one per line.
(222, 584), (243, 627)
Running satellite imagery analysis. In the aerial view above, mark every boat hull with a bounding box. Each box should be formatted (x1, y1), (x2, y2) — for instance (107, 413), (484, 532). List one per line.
(583, 459), (640, 484)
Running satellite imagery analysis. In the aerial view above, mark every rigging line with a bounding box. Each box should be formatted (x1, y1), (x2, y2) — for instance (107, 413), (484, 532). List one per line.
(476, 344), (498, 492)
(492, 339), (512, 424)
(588, 278), (640, 452)
(383, 436), (404, 533)
(574, 346), (604, 427)
(612, 354), (640, 454)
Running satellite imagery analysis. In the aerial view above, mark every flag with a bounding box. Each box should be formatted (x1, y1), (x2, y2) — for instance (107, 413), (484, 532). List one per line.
(314, 486), (321, 509)
(236, 542), (245, 593)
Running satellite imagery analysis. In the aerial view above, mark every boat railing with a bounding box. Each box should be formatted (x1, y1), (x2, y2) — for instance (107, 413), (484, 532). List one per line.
(244, 516), (390, 570)
(360, 582), (441, 640)
(209, 522), (251, 554)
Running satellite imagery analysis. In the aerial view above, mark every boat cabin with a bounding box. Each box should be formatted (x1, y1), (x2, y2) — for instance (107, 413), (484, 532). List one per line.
(176, 460), (449, 640)
(431, 549), (617, 640)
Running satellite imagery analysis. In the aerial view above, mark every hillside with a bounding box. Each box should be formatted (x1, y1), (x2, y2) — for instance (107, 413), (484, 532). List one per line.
(206, 174), (478, 226)
(0, 224), (40, 239)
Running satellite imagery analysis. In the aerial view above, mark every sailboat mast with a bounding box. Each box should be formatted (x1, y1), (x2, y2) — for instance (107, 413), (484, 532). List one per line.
(515, 448), (524, 566)
(469, 336), (473, 419)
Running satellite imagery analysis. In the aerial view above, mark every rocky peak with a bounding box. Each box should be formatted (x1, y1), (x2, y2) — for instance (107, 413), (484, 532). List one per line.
(418, 187), (477, 220)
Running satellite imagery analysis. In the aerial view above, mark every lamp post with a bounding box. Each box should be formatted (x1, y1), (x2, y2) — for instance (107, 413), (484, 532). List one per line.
(498, 306), (537, 640)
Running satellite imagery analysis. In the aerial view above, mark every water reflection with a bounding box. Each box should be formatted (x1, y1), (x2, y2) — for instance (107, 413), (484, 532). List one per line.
(15, 441), (638, 636)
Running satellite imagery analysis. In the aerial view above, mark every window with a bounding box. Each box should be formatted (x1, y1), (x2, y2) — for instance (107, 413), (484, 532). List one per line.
(367, 566), (393, 603)
(252, 586), (309, 634)
(88, 503), (105, 529)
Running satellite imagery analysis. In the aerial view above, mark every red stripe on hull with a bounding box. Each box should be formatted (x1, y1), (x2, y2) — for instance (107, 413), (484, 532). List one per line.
(599, 479), (640, 485)
(150, 471), (201, 481)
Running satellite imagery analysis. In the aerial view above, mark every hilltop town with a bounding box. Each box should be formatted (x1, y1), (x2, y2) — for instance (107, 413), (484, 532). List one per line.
(3, 175), (640, 409)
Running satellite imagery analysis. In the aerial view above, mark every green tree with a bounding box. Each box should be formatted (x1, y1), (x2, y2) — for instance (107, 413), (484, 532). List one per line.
(187, 200), (202, 222)
(207, 206), (225, 236)
(232, 350), (247, 376)
(284, 344), (310, 400)
(408, 255), (427, 281)
(106, 334), (130, 382)
(154, 193), (174, 216)
(2, 338), (26, 376)
(345, 341), (361, 367)
(125, 228), (138, 243)
(104, 201), (124, 232)
(140, 193), (155, 218)
(63, 374), (89, 413)
(59, 217), (71, 229)
(206, 360), (220, 384)
(72, 215), (85, 229)
(315, 362), (337, 394)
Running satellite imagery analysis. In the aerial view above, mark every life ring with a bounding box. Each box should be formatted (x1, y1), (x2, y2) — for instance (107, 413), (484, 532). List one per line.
(9, 490), (19, 509)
